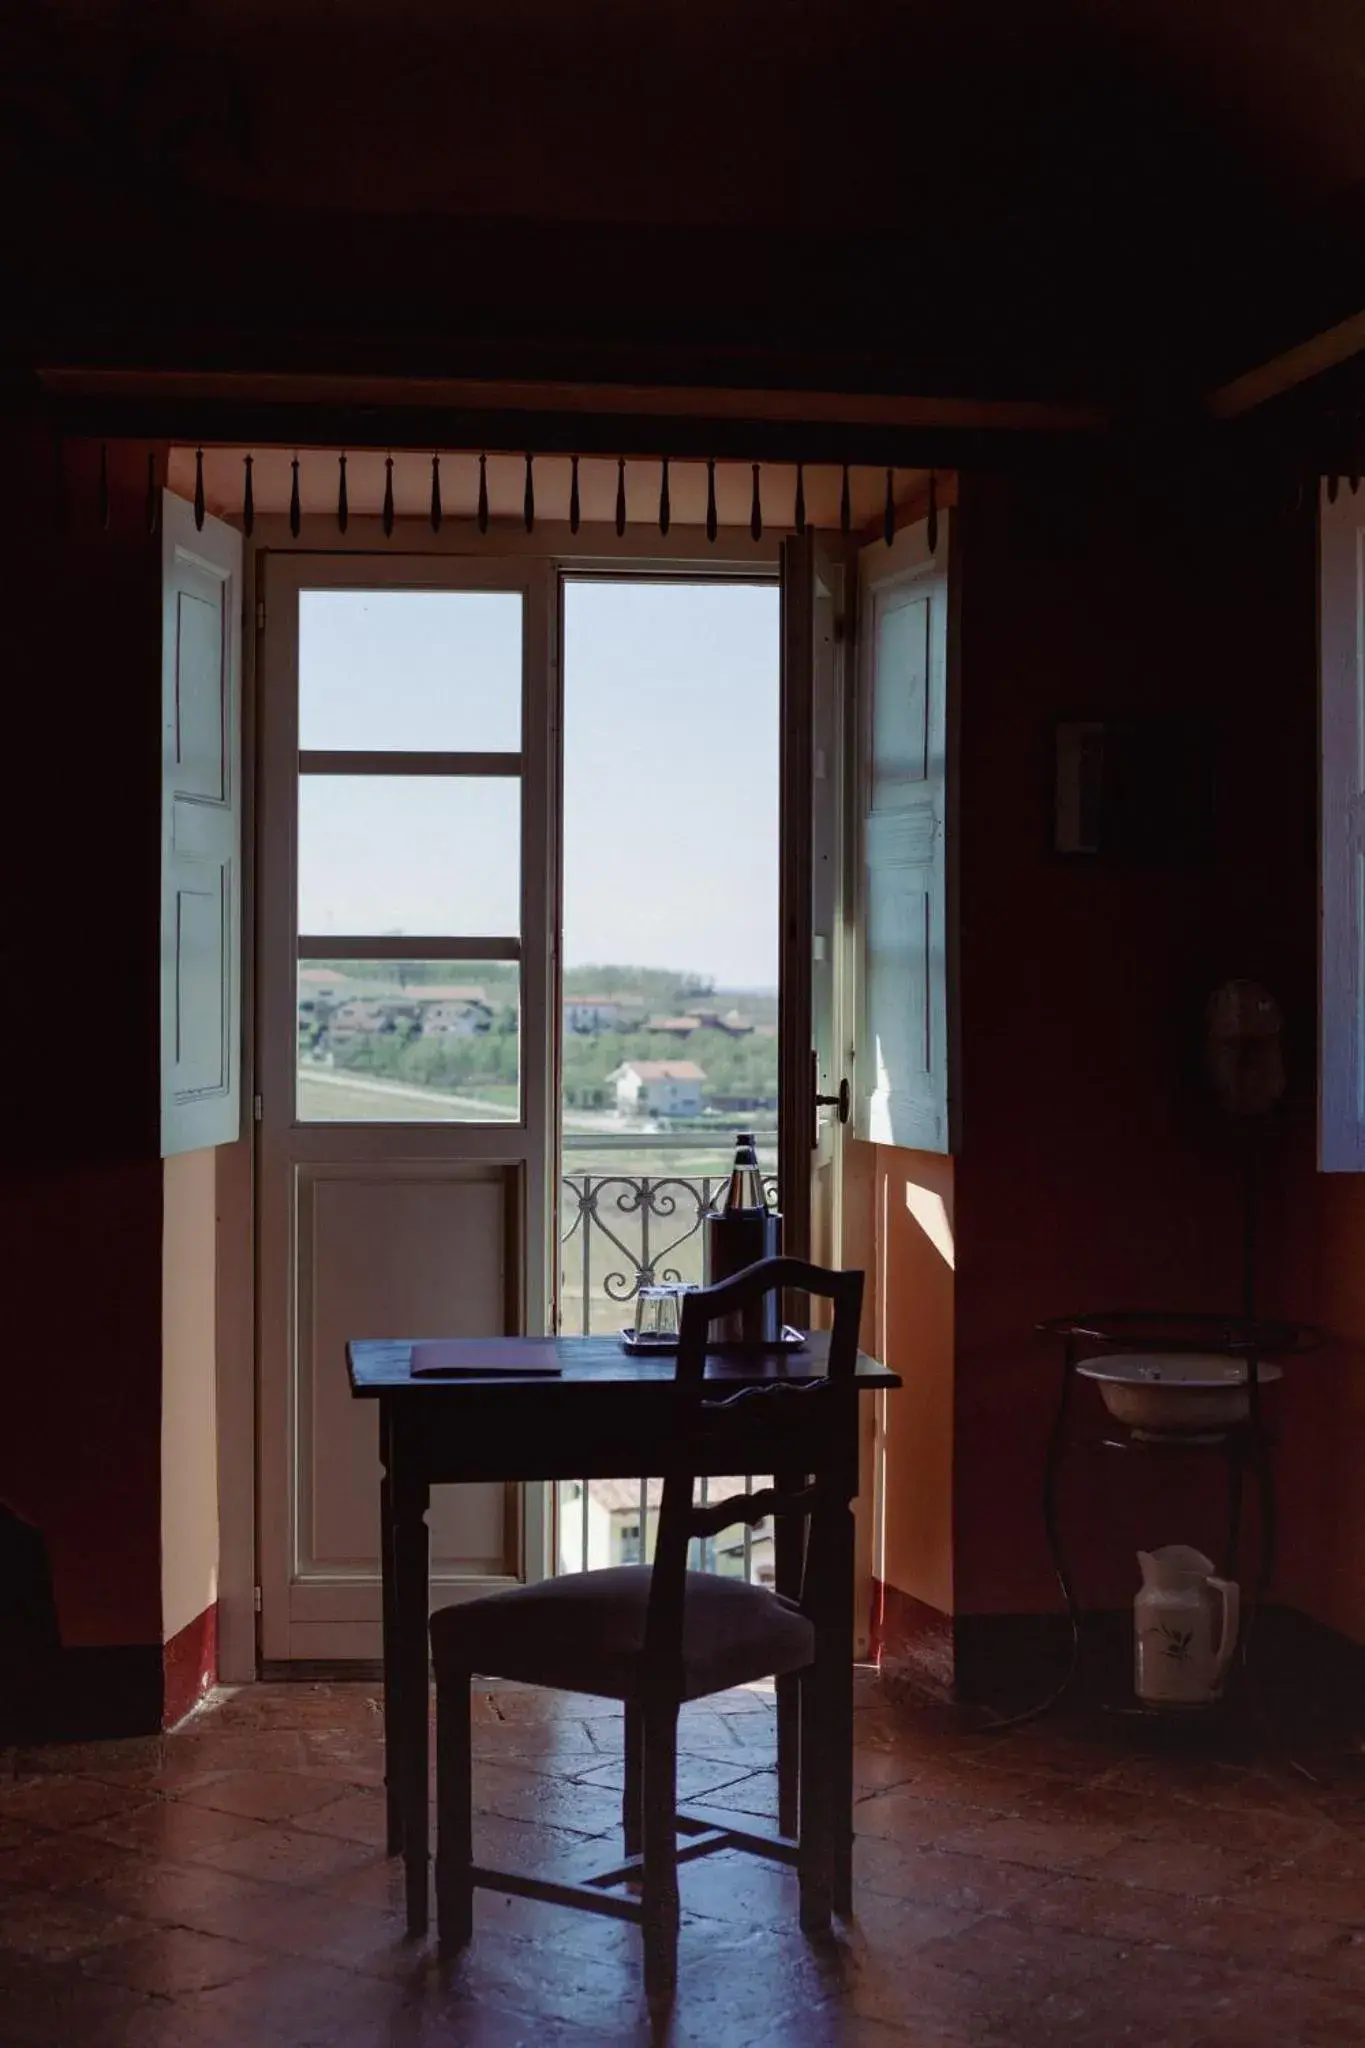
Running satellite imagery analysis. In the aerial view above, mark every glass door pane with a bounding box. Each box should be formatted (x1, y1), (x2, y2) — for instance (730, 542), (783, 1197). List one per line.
(292, 585), (525, 1127)
(555, 576), (781, 1581)
(299, 589), (523, 751)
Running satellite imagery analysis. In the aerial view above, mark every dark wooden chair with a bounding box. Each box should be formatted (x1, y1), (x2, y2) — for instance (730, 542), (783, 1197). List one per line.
(428, 1254), (865, 2000)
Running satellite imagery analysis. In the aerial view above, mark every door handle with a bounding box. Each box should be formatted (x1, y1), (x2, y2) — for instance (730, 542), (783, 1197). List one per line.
(815, 1078), (851, 1124)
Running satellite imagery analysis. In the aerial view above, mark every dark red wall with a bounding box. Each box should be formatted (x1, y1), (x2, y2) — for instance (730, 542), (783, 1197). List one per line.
(952, 464), (1319, 1617)
(0, 431), (165, 1648)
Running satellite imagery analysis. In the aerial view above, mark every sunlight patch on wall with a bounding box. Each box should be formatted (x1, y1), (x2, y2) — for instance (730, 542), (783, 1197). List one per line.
(904, 1179), (955, 1269)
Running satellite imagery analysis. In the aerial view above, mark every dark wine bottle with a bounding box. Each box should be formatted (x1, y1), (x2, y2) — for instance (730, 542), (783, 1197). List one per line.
(717, 1132), (765, 1214)
(705, 1133), (782, 1344)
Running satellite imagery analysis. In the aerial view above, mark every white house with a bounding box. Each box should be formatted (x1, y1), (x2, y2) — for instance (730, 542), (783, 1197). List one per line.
(610, 1059), (705, 1118)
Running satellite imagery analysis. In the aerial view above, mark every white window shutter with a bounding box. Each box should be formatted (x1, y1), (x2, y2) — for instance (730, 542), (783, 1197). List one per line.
(856, 514), (953, 1151)
(1321, 482), (1365, 1170)
(160, 490), (243, 1156)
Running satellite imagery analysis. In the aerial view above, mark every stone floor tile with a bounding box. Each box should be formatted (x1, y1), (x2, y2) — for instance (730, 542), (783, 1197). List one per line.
(470, 1759), (626, 1835)
(1231, 1866), (1365, 1925)
(78, 1924), (276, 1997)
(851, 1838), (1052, 1916)
(0, 1961), (157, 2048)
(751, 2013), (972, 2047)
(68, 1853), (307, 1938)
(1281, 1828), (1365, 1887)
(484, 1689), (623, 1724)
(1028, 1869), (1343, 1965)
(572, 1752), (757, 1803)
(6, 1677), (1365, 2043)
(1140, 1797), (1338, 1861)
(78, 1796), (263, 1861)
(289, 1786), (389, 1845)
(10, 1738), (168, 1783)
(175, 1768), (352, 1824)
(851, 1787), (1020, 1848)
(152, 1728), (310, 1777)
(183, 1819), (382, 1888)
(0, 1890), (146, 1963)
(469, 1719), (605, 1768)
(0, 1776), (151, 1832)
(0, 1827), (141, 1894)
(691, 1767), (779, 1818)
(1079, 1833), (1265, 1898)
(1189, 1967), (1365, 2046)
(438, 1925), (654, 2037)
(932, 1812), (1129, 1874)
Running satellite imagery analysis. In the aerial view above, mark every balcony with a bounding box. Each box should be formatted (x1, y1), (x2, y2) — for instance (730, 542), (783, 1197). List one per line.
(557, 1133), (778, 1582)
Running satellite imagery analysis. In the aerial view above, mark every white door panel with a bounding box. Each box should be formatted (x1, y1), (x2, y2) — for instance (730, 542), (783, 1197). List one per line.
(297, 1167), (513, 1585)
(257, 555), (553, 1661)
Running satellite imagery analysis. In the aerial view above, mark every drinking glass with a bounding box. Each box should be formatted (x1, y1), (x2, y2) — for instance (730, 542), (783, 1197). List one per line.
(633, 1285), (692, 1343)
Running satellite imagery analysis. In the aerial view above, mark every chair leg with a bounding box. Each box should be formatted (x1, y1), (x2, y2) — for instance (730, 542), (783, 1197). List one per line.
(797, 1666), (832, 1936)
(434, 1671), (473, 1954)
(641, 1699), (680, 2004)
(623, 1699), (644, 1858)
(776, 1672), (800, 1837)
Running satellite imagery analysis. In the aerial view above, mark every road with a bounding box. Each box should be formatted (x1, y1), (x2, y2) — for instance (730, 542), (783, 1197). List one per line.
(297, 1066), (633, 1131)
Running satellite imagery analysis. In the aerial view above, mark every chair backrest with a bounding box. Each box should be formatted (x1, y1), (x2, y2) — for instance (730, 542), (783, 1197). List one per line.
(642, 1256), (865, 1686)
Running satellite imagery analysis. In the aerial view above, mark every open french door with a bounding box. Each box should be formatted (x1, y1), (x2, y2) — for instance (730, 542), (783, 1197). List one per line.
(780, 532), (852, 1272)
(255, 555), (555, 1661)
(780, 533), (881, 1653)
(253, 531), (854, 1661)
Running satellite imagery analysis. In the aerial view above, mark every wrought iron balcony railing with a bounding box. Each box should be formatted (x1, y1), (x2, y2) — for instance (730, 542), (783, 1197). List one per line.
(560, 1164), (779, 1338)
(557, 1152), (779, 1583)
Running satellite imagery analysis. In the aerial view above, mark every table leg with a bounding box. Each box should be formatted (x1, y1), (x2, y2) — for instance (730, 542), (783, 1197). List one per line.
(773, 1462), (805, 1839)
(829, 1485), (856, 1917)
(379, 1404), (402, 1858)
(394, 1460), (432, 1936)
(1223, 1439), (1245, 1586)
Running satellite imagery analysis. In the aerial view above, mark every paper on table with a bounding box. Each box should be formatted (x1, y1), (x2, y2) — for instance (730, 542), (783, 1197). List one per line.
(410, 1339), (563, 1378)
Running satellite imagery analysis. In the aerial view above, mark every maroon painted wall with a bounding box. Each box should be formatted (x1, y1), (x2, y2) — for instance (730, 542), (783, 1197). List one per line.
(0, 431), (165, 1651)
(951, 464), (1319, 1619)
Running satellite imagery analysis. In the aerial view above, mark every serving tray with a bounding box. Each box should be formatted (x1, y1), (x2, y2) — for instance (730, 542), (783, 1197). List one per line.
(620, 1323), (807, 1356)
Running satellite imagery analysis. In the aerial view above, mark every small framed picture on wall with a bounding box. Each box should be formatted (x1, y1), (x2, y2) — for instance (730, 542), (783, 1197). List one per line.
(1052, 717), (1215, 863)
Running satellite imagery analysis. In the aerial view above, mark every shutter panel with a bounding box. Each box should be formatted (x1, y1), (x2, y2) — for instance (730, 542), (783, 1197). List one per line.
(160, 490), (243, 1156)
(1321, 482), (1365, 1171)
(856, 515), (952, 1151)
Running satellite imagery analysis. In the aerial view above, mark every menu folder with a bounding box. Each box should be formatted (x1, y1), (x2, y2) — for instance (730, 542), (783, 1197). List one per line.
(411, 1340), (564, 1378)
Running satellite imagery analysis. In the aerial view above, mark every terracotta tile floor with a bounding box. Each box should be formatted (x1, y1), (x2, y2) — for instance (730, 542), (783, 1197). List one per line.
(3, 1676), (1365, 2044)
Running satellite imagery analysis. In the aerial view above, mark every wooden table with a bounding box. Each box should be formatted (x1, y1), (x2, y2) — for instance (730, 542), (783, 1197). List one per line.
(347, 1333), (899, 1934)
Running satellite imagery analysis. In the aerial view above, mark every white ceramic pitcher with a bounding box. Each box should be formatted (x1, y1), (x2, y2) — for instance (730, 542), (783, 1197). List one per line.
(1134, 1545), (1240, 1708)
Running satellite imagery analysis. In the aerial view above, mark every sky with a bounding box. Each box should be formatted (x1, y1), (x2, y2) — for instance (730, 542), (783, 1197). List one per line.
(297, 580), (780, 989)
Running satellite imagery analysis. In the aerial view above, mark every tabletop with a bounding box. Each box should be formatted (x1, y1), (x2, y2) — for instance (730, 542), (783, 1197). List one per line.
(347, 1331), (899, 1396)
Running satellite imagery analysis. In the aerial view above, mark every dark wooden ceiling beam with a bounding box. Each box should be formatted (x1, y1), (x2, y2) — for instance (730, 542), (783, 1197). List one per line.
(29, 392), (1110, 474)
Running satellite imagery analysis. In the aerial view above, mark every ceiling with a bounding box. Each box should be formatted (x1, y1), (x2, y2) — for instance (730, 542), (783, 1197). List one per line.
(4, 2), (1363, 422)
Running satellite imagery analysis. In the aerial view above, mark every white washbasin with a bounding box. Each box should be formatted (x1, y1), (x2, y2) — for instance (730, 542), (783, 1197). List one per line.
(1075, 1351), (1283, 1433)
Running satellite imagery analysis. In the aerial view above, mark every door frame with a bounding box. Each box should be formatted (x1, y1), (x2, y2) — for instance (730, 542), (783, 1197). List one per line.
(218, 507), (888, 1662)
(223, 516), (785, 1669)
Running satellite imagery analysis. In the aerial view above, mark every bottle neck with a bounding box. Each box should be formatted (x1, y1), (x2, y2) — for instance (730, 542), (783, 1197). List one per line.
(718, 1139), (765, 1214)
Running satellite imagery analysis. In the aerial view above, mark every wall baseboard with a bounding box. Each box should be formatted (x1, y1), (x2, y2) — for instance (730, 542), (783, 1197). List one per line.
(870, 1581), (956, 1702)
(164, 1602), (218, 1729)
(872, 1582), (1365, 1726)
